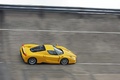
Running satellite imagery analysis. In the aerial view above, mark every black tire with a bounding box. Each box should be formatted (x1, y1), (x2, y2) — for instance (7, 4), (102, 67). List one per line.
(60, 58), (69, 65)
(28, 57), (37, 65)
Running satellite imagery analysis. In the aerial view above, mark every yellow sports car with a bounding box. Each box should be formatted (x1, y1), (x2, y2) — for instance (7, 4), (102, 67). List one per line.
(20, 44), (76, 65)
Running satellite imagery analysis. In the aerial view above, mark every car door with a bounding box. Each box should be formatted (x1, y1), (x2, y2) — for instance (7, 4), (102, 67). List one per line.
(34, 51), (47, 63)
(44, 50), (60, 63)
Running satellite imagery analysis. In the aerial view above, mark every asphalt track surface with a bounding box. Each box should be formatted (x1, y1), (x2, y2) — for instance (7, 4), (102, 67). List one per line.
(1, 11), (120, 80)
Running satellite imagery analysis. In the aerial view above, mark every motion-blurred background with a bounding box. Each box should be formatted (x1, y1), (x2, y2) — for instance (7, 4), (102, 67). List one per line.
(0, 0), (120, 80)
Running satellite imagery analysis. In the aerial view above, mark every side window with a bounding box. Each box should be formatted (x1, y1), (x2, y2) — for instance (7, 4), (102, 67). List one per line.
(30, 45), (45, 52)
(40, 46), (45, 51)
(47, 50), (57, 55)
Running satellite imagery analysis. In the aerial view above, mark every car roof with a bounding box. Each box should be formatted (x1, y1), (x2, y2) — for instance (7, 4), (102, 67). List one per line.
(44, 44), (54, 50)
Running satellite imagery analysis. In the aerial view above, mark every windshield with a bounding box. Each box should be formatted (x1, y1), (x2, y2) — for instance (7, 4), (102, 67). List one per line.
(54, 47), (63, 55)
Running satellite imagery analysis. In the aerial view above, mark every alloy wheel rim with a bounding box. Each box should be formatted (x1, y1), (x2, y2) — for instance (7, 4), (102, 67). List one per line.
(61, 59), (68, 65)
(29, 58), (36, 64)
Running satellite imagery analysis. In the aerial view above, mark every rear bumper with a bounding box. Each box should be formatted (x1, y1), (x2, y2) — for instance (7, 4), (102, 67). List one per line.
(20, 48), (28, 63)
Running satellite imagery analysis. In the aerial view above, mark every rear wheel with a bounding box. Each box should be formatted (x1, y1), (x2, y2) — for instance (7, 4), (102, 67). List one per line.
(60, 58), (69, 65)
(28, 57), (37, 65)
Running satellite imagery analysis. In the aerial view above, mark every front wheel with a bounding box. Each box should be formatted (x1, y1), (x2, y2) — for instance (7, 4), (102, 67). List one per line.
(60, 58), (69, 65)
(28, 57), (37, 65)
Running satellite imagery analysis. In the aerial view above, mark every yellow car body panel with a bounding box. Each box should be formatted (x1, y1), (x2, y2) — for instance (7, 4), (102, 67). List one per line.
(44, 45), (54, 50)
(20, 44), (77, 64)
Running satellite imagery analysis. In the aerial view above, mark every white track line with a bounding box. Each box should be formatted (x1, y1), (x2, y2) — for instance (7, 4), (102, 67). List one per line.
(77, 63), (120, 65)
(0, 62), (3, 63)
(73, 74), (90, 75)
(73, 73), (120, 75)
(0, 28), (120, 34)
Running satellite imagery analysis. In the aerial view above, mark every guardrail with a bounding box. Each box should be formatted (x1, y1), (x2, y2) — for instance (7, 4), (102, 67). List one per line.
(0, 4), (120, 14)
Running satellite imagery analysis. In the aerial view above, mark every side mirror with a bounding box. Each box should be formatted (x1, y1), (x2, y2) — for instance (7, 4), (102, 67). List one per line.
(56, 44), (58, 46)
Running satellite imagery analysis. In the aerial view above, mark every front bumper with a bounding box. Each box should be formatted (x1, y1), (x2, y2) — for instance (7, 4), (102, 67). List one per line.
(69, 57), (76, 64)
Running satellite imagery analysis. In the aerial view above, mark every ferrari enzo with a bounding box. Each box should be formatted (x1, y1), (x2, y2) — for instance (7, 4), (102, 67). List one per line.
(20, 44), (76, 65)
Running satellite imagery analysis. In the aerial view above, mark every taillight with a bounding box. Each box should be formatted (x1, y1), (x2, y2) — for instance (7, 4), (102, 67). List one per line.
(23, 53), (27, 56)
(22, 48), (27, 56)
(22, 44), (24, 46)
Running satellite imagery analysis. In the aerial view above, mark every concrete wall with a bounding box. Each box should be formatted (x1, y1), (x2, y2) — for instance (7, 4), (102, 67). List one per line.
(1, 10), (120, 63)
